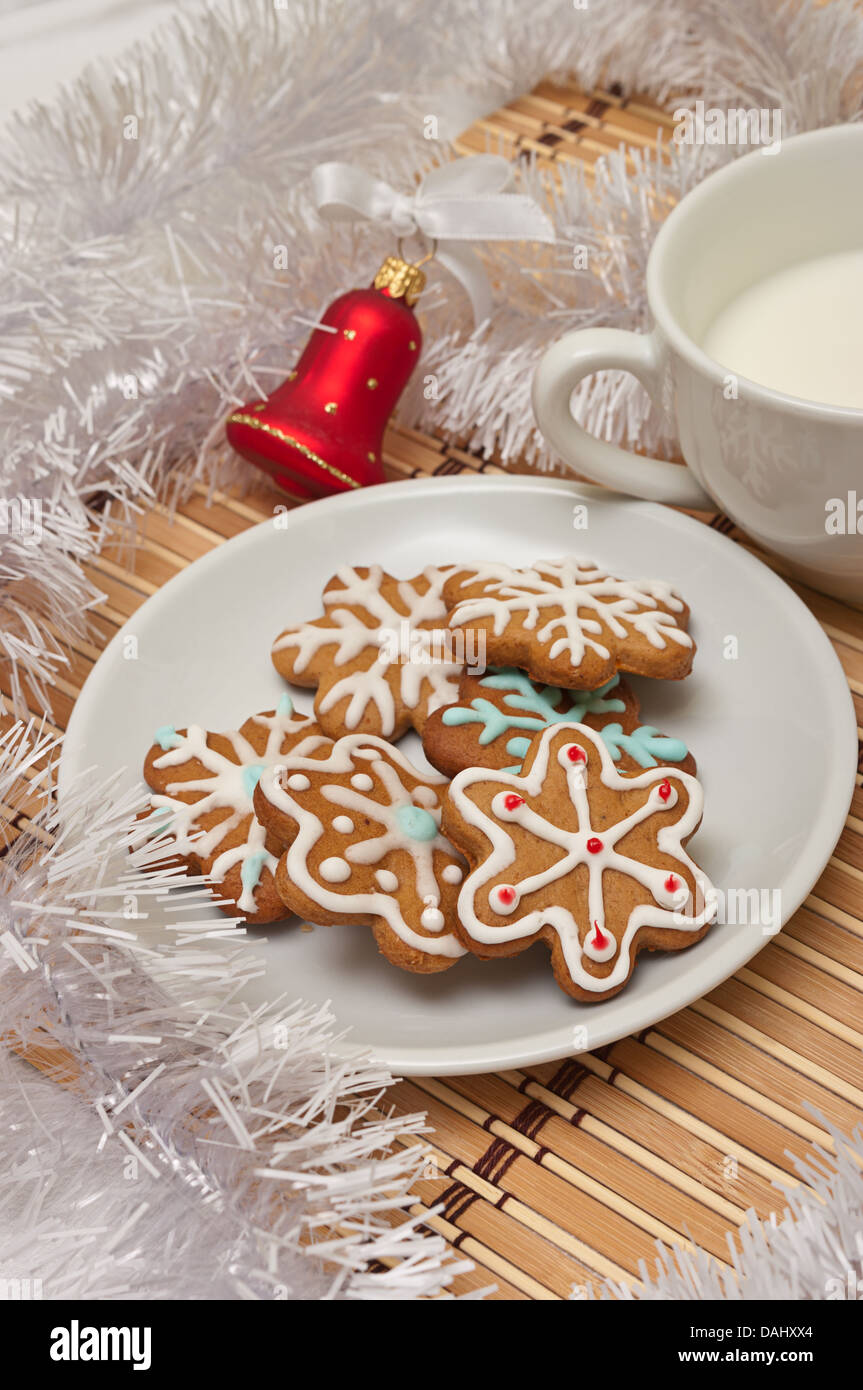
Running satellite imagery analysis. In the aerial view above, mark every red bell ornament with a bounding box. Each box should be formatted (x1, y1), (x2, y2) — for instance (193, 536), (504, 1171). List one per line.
(226, 254), (426, 497)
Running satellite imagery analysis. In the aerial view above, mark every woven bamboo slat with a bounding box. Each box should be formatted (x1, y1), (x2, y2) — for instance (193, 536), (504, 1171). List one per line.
(3, 81), (862, 1300)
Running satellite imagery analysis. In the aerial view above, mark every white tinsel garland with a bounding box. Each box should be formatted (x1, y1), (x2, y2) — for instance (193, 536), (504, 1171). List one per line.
(3, 0), (863, 1302)
(0, 719), (475, 1299)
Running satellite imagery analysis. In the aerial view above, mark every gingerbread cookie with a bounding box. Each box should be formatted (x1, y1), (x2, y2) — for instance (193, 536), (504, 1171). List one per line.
(142, 695), (327, 922)
(444, 558), (694, 688)
(443, 720), (715, 1002)
(253, 733), (467, 973)
(271, 564), (467, 740)
(423, 667), (694, 778)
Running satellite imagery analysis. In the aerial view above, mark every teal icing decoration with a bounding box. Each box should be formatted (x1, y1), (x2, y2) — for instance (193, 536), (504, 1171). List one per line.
(443, 696), (517, 746)
(154, 724), (181, 751)
(442, 667), (627, 771)
(440, 666), (687, 773)
(241, 849), (268, 898)
(601, 723), (688, 768)
(145, 805), (173, 839)
(242, 764), (265, 797)
(395, 804), (439, 841)
(276, 692), (294, 716)
(480, 667), (625, 723)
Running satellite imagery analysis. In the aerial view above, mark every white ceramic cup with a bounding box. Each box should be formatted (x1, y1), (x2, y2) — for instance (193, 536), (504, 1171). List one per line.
(532, 125), (863, 602)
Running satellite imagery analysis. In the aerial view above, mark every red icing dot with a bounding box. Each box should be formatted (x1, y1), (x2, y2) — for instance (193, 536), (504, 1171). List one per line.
(503, 794), (524, 811)
(586, 837), (603, 854)
(590, 921), (608, 950)
(496, 885), (516, 907)
(567, 745), (586, 763)
(658, 779), (672, 802)
(664, 874), (678, 892)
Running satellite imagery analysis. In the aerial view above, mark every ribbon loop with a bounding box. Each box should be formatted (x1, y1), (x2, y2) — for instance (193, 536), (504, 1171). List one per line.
(311, 155), (555, 325)
(389, 193), (420, 239)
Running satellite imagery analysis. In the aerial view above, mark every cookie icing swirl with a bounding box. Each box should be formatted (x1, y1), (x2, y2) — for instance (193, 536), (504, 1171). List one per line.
(261, 734), (467, 958)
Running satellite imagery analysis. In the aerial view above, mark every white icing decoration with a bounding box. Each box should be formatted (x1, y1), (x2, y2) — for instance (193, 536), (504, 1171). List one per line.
(320, 856), (351, 883)
(420, 905), (445, 932)
(272, 565), (463, 735)
(332, 815), (354, 834)
(448, 558), (693, 666)
(442, 864), (463, 885)
(584, 924), (616, 963)
(449, 721), (715, 993)
(148, 709), (325, 913)
(350, 772), (374, 791)
(411, 785), (438, 807)
(260, 733), (466, 957)
(493, 884), (518, 915)
(287, 773), (311, 791)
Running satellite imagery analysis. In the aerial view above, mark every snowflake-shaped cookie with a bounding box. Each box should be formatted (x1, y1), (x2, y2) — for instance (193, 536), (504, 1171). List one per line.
(423, 667), (694, 778)
(142, 695), (327, 922)
(271, 564), (465, 740)
(444, 558), (694, 688)
(253, 733), (467, 973)
(443, 721), (715, 1002)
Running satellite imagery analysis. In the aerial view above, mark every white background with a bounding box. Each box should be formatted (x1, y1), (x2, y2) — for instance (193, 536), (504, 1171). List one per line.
(0, 0), (191, 121)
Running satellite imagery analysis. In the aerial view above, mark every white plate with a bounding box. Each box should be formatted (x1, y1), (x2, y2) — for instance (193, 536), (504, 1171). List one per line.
(60, 475), (857, 1075)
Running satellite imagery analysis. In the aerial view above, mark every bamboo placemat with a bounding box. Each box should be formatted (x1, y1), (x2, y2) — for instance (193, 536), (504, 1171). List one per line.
(3, 82), (863, 1302)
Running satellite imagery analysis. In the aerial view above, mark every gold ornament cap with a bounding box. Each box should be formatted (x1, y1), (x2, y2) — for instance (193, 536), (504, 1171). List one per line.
(373, 255), (426, 306)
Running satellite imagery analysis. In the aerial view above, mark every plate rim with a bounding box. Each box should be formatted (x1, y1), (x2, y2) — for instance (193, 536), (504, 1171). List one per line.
(61, 474), (858, 1075)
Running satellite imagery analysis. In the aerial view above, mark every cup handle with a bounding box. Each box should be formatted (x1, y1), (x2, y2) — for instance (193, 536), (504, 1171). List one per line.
(532, 328), (714, 511)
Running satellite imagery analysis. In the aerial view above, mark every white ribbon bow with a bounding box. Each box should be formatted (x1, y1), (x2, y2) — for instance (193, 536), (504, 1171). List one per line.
(311, 154), (556, 325)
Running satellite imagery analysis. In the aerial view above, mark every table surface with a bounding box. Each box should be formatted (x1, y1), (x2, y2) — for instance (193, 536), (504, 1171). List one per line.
(3, 76), (863, 1301)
